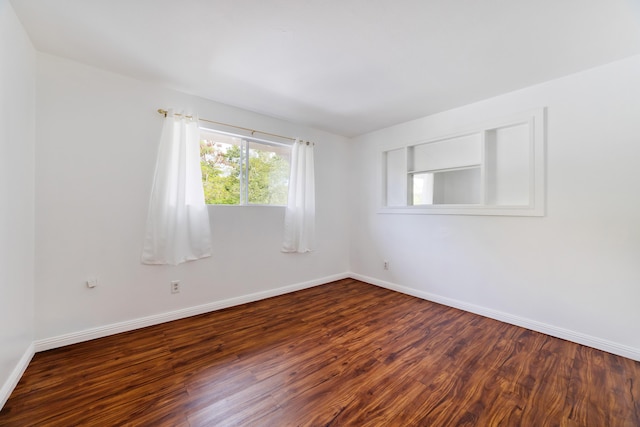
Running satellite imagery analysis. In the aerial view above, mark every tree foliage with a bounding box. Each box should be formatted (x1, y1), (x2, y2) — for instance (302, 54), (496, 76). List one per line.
(200, 141), (289, 205)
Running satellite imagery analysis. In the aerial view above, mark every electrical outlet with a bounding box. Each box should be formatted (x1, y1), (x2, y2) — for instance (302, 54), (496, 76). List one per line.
(171, 280), (180, 294)
(384, 260), (390, 270)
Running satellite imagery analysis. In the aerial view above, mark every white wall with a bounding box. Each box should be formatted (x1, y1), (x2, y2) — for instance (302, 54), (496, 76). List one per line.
(0, 0), (36, 406)
(349, 55), (640, 360)
(34, 54), (350, 343)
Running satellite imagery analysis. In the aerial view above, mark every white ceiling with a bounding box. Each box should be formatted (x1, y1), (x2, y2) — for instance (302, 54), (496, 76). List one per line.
(10, 0), (640, 137)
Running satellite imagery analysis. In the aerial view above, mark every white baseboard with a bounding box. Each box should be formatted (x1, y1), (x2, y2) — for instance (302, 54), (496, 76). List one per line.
(18, 270), (638, 411)
(0, 343), (35, 410)
(350, 273), (640, 362)
(35, 272), (350, 352)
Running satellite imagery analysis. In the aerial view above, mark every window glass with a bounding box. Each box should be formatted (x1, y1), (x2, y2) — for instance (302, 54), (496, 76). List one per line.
(200, 129), (291, 206)
(247, 141), (290, 205)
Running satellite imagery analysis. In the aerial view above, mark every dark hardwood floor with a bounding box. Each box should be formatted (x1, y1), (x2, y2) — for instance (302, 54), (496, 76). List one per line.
(1, 279), (639, 426)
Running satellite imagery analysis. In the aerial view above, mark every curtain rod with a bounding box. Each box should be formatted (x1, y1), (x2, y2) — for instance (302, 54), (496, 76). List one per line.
(157, 108), (306, 143)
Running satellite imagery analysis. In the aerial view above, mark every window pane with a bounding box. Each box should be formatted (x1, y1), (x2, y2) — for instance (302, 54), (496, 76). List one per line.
(247, 141), (290, 205)
(199, 128), (292, 206)
(412, 172), (434, 205)
(412, 167), (481, 205)
(200, 131), (242, 205)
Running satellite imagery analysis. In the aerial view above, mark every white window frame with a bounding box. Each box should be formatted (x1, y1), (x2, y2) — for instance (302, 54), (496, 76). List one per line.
(200, 126), (292, 207)
(380, 108), (546, 216)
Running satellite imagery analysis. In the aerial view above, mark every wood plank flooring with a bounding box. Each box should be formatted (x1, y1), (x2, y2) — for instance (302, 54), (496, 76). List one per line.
(1, 279), (639, 426)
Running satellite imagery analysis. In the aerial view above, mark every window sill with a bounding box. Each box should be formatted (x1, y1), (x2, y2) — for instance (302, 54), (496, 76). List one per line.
(378, 204), (544, 217)
(207, 204), (286, 208)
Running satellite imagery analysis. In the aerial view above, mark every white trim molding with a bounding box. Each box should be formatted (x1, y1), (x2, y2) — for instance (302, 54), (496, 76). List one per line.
(0, 343), (35, 410)
(8, 270), (637, 412)
(35, 273), (350, 352)
(350, 273), (640, 362)
(380, 108), (546, 217)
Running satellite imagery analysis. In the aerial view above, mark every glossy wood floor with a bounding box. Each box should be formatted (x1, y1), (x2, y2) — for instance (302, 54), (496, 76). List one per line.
(1, 279), (639, 426)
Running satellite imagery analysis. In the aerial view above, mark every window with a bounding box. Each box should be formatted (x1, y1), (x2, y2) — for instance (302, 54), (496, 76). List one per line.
(382, 108), (545, 216)
(199, 128), (291, 205)
(408, 132), (483, 206)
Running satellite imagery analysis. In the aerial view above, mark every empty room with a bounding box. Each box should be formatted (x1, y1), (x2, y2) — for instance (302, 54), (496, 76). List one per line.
(1, 0), (640, 425)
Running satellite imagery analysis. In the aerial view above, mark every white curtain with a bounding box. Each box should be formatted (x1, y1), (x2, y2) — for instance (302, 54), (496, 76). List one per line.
(282, 140), (315, 253)
(141, 110), (212, 265)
